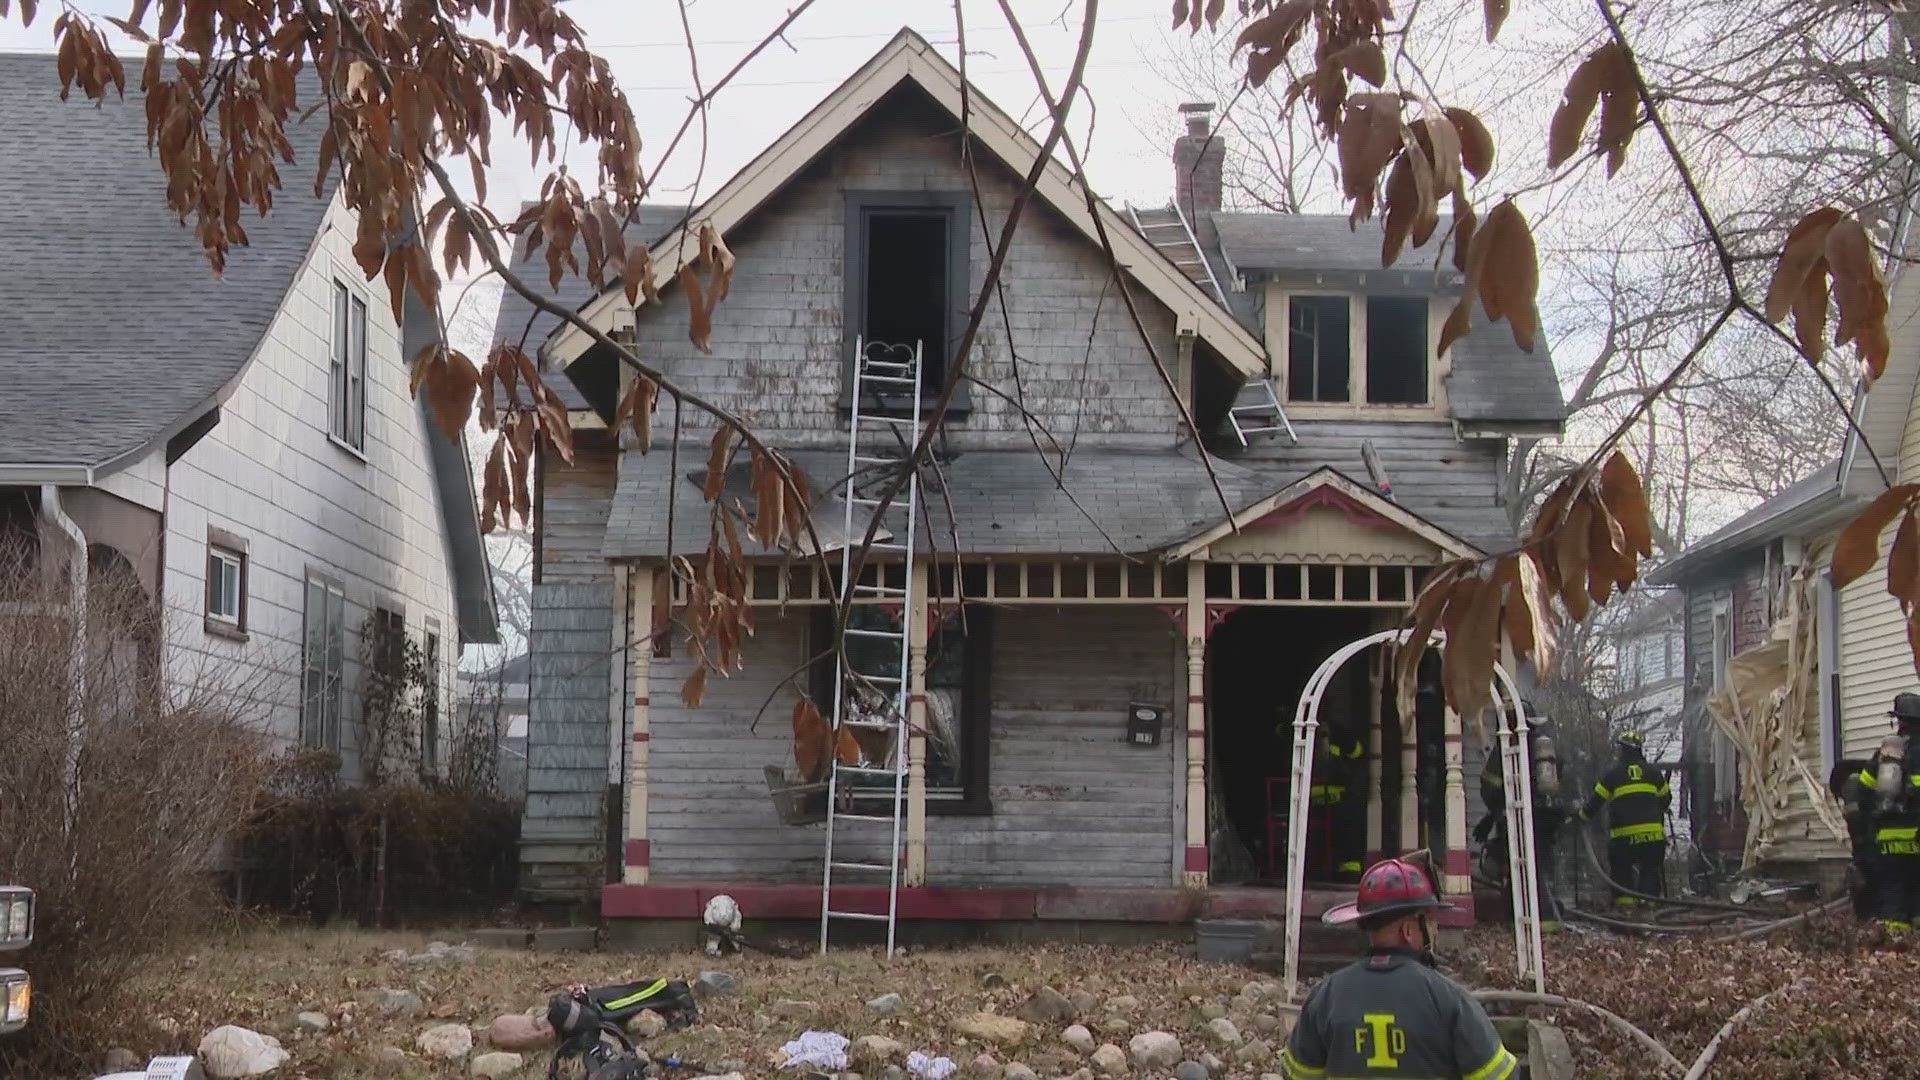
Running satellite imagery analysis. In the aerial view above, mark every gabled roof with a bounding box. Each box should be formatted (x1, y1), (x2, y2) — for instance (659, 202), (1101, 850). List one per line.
(1207, 211), (1566, 432)
(0, 52), (335, 479)
(542, 29), (1267, 381)
(1646, 459), (1852, 586)
(1164, 466), (1481, 561)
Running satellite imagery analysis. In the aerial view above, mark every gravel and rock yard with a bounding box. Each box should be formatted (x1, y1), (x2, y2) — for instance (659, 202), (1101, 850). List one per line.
(71, 918), (1920, 1079)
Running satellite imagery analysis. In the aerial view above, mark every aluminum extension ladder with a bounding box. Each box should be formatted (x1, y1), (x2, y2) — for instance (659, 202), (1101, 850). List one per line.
(1228, 377), (1298, 445)
(819, 336), (925, 957)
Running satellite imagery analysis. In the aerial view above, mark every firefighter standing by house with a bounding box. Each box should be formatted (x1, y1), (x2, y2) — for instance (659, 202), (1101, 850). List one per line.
(1283, 852), (1520, 1080)
(1304, 720), (1368, 882)
(1831, 757), (1876, 920)
(1852, 693), (1920, 929)
(1580, 730), (1671, 905)
(1473, 703), (1566, 929)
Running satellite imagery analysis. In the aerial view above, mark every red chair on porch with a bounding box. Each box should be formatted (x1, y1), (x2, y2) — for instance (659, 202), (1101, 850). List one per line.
(1265, 778), (1332, 880)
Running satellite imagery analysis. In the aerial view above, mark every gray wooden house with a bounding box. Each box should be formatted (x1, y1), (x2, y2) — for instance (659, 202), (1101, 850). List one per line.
(499, 30), (1564, 926)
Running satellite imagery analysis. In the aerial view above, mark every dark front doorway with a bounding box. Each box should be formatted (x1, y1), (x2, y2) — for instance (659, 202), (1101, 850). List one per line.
(1205, 606), (1376, 885)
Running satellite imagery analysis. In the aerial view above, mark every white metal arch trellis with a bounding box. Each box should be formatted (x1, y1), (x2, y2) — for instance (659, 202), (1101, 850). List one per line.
(1280, 628), (1546, 1003)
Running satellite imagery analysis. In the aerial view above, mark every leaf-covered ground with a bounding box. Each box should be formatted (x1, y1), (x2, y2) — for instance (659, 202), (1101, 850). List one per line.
(73, 918), (1920, 1079)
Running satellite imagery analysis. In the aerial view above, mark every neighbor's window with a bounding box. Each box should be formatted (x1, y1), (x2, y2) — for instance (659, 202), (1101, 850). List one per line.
(1365, 295), (1429, 404)
(845, 193), (971, 414)
(331, 281), (368, 450)
(1287, 295), (1351, 402)
(205, 544), (246, 630)
(301, 575), (347, 750)
(421, 623), (442, 773)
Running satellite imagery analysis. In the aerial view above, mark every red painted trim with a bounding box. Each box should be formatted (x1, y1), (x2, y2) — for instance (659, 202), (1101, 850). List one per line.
(633, 732), (649, 743)
(1184, 846), (1209, 873)
(1157, 604), (1188, 634)
(908, 693), (927, 704)
(633, 696), (650, 707)
(1203, 604), (1239, 639)
(1444, 849), (1472, 876)
(1188, 727), (1205, 737)
(623, 839), (650, 867)
(1251, 485), (1398, 533)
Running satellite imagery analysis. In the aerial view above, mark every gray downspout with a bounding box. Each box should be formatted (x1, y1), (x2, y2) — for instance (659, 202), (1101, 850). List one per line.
(39, 485), (86, 863)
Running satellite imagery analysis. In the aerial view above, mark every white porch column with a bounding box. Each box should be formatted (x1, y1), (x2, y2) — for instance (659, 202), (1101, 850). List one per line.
(1441, 704), (1471, 897)
(1365, 648), (1385, 866)
(904, 561), (930, 886)
(1400, 709), (1420, 856)
(1183, 561), (1208, 887)
(622, 565), (655, 885)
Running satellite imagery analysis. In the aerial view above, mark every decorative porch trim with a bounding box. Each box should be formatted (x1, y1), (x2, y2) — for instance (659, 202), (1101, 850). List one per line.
(1163, 466), (1482, 561)
(624, 566), (655, 885)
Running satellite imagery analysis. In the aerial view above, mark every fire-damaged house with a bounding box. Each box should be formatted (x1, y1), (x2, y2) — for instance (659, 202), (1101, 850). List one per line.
(500, 29), (1566, 934)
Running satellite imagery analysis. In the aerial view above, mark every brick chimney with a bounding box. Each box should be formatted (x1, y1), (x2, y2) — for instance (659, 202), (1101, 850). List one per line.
(1173, 102), (1224, 218)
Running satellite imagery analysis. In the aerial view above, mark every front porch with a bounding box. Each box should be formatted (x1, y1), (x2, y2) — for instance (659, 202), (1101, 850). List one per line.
(597, 469), (1490, 924)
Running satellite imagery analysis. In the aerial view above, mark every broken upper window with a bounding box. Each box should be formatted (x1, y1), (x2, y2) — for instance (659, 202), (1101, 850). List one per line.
(1366, 296), (1430, 405)
(845, 194), (971, 414)
(1287, 295), (1351, 403)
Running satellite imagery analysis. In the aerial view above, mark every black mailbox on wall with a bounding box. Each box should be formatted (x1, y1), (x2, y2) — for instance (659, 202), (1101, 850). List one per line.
(1127, 703), (1166, 746)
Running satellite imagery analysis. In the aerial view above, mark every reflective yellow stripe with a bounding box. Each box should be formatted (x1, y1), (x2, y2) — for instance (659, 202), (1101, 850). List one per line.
(1860, 769), (1879, 789)
(604, 979), (669, 1010)
(1279, 1047), (1324, 1078)
(1611, 782), (1662, 798)
(1879, 826), (1919, 841)
(1593, 782), (1613, 799)
(1610, 822), (1665, 841)
(1465, 1047), (1520, 1080)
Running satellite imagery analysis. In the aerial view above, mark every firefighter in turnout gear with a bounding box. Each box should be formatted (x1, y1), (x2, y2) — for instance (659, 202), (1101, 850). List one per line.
(1580, 730), (1671, 905)
(1284, 853), (1519, 1080)
(1473, 704), (1566, 928)
(1852, 693), (1920, 929)
(1310, 724), (1368, 882)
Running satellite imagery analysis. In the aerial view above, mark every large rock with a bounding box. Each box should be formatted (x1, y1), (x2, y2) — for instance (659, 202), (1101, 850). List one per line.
(771, 999), (815, 1021)
(418, 1023), (475, 1061)
(1061, 1025), (1096, 1055)
(199, 1025), (290, 1078)
(1017, 987), (1076, 1025)
(1198, 1001), (1228, 1021)
(295, 1011), (330, 1032)
(867, 992), (906, 1015)
(1129, 1032), (1183, 1071)
(1088, 1045), (1127, 1077)
(1096, 1017), (1130, 1036)
(488, 1013), (554, 1050)
(1067, 990), (1099, 1017)
(1003, 1065), (1038, 1080)
(1205, 1018), (1242, 1047)
(1175, 1062), (1209, 1080)
(374, 989), (425, 1018)
(854, 1035), (906, 1064)
(471, 1051), (525, 1078)
(970, 1052), (1000, 1076)
(1233, 1038), (1273, 1066)
(953, 1013), (1029, 1047)
(1249, 1014), (1287, 1038)
(696, 971), (739, 997)
(628, 1010), (668, 1039)
(1107, 995), (1140, 1012)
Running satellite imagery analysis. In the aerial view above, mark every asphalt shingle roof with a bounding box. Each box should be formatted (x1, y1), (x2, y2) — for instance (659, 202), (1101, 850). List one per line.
(0, 52), (334, 469)
(490, 204), (689, 411)
(1206, 211), (1567, 428)
(601, 443), (1491, 560)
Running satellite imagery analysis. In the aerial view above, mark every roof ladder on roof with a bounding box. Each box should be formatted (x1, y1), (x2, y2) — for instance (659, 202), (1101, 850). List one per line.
(1126, 202), (1229, 307)
(1228, 377), (1298, 446)
(819, 336), (924, 958)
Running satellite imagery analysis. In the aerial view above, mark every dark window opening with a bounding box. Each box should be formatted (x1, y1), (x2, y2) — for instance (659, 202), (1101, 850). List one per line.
(864, 212), (949, 391)
(844, 193), (972, 416)
(1288, 295), (1350, 402)
(809, 606), (992, 812)
(1366, 296), (1430, 404)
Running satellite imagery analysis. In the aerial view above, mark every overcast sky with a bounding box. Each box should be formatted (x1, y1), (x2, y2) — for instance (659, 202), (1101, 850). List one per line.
(0, 2), (1214, 214)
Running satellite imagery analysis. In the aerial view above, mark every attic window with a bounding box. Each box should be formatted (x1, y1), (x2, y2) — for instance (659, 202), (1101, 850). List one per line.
(1366, 296), (1429, 404)
(1287, 295), (1350, 403)
(844, 192), (972, 415)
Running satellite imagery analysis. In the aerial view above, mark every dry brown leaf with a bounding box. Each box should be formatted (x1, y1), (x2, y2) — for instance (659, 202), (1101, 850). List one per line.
(613, 375), (658, 452)
(1598, 452), (1653, 558)
(1892, 511), (1920, 612)
(1594, 43), (1642, 176)
(704, 427), (734, 500)
(1394, 560), (1465, 730)
(1548, 44), (1615, 170)
(1826, 214), (1891, 383)
(1381, 151), (1418, 267)
(681, 664), (708, 709)
(1236, 0), (1312, 53)
(1329, 41), (1388, 88)
(1339, 92), (1405, 217)
(1446, 107), (1495, 181)
(1479, 200), (1539, 352)
(1483, 0), (1509, 42)
(1554, 495), (1594, 621)
(1832, 484), (1917, 589)
(681, 264), (711, 353)
(1763, 207), (1844, 322)
(1418, 112), (1464, 200)
(1450, 192), (1477, 277)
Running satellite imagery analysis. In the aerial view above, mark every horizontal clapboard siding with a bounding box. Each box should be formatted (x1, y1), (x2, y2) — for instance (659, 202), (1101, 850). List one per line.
(540, 446), (617, 583)
(520, 582), (613, 898)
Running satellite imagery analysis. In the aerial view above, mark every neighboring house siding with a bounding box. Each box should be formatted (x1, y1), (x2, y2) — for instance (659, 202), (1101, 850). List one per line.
(538, 444), (619, 584)
(523, 582), (613, 896)
(1839, 367), (1920, 758)
(158, 197), (461, 777)
(620, 88), (1184, 451)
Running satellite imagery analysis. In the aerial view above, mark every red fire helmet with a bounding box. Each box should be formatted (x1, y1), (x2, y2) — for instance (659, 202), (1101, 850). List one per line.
(1322, 855), (1460, 926)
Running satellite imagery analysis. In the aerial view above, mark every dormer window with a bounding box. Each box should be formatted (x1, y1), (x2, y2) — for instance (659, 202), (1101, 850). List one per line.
(843, 191), (972, 414)
(1283, 293), (1431, 406)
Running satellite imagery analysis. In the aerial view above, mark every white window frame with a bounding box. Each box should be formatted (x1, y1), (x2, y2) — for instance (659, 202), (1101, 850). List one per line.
(421, 618), (443, 774)
(301, 573), (348, 751)
(1816, 572), (1840, 778)
(206, 546), (244, 626)
(330, 280), (369, 453)
(1709, 599), (1737, 802)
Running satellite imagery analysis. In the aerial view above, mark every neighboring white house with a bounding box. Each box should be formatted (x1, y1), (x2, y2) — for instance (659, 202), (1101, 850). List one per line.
(0, 52), (496, 779)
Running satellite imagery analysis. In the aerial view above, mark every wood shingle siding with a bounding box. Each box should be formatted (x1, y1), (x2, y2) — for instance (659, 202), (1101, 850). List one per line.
(522, 582), (614, 897)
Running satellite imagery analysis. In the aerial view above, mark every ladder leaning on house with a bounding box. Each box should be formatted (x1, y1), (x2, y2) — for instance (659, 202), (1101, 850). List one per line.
(819, 336), (925, 957)
(1125, 201), (1295, 446)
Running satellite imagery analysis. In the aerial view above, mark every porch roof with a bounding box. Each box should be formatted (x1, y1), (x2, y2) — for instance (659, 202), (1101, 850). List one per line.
(603, 446), (1486, 562)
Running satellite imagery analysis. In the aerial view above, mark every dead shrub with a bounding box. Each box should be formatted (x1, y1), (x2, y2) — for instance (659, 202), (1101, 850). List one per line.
(0, 539), (269, 1067)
